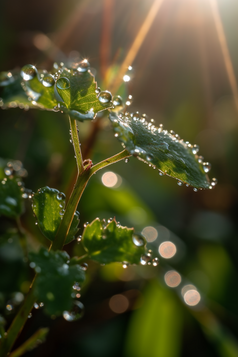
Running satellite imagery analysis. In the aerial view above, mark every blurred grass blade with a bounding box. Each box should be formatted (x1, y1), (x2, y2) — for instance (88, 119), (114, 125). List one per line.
(124, 281), (183, 357)
(109, 112), (211, 189)
(32, 186), (79, 244)
(9, 328), (49, 357)
(82, 218), (147, 265)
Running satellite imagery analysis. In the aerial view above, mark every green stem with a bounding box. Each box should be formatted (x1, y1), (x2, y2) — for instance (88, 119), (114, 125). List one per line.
(69, 116), (84, 174)
(90, 149), (131, 175)
(0, 150), (131, 356)
(0, 285), (35, 357)
(51, 149), (131, 251)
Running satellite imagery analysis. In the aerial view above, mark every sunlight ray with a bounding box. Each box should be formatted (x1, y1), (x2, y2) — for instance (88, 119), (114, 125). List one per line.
(110, 0), (165, 93)
(209, 0), (238, 112)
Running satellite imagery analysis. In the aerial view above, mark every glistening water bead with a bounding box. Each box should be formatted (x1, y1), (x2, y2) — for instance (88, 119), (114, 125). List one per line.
(98, 90), (112, 104)
(20, 64), (37, 81)
(112, 95), (123, 107)
(132, 234), (144, 247)
(56, 77), (70, 90)
(42, 73), (55, 87)
(202, 162), (211, 173)
(77, 59), (90, 73)
(63, 301), (84, 321)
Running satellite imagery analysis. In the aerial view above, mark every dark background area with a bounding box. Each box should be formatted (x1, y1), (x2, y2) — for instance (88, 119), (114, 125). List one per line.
(1, 0), (238, 356)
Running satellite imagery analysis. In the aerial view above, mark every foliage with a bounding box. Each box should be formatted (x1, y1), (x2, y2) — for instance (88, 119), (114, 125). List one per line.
(0, 59), (217, 357)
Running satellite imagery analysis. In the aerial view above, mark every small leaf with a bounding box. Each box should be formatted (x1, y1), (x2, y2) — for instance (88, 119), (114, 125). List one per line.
(0, 177), (24, 218)
(1, 63), (113, 121)
(0, 71), (34, 110)
(109, 112), (211, 189)
(32, 186), (79, 244)
(82, 218), (147, 265)
(29, 248), (85, 315)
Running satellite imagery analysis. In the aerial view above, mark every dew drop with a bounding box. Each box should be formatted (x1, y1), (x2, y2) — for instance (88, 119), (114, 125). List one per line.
(112, 95), (123, 107)
(73, 282), (81, 291)
(158, 124), (163, 133)
(140, 253), (151, 266)
(56, 77), (70, 90)
(146, 154), (153, 162)
(122, 261), (129, 269)
(202, 162), (211, 173)
(98, 90), (112, 105)
(6, 304), (13, 311)
(211, 178), (218, 187)
(4, 167), (13, 176)
(125, 158), (129, 164)
(95, 87), (101, 94)
(126, 95), (133, 106)
(63, 301), (84, 321)
(198, 156), (204, 164)
(34, 302), (39, 309)
(28, 313), (32, 318)
(0, 71), (14, 86)
(20, 64), (37, 81)
(57, 192), (66, 201)
(193, 188), (198, 192)
(84, 222), (89, 228)
(114, 133), (119, 137)
(77, 235), (82, 243)
(42, 73), (55, 87)
(80, 263), (88, 271)
(192, 144), (199, 155)
(177, 181), (183, 186)
(77, 59), (90, 73)
(152, 257), (159, 266)
(132, 234), (145, 247)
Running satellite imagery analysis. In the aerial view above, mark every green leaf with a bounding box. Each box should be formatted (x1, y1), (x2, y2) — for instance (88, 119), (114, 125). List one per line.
(0, 71), (34, 110)
(1, 63), (113, 121)
(32, 186), (79, 244)
(109, 112), (211, 189)
(29, 247), (85, 315)
(82, 218), (147, 265)
(0, 177), (24, 218)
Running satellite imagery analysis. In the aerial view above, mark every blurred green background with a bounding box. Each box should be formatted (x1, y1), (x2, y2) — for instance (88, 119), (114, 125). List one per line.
(1, 0), (238, 356)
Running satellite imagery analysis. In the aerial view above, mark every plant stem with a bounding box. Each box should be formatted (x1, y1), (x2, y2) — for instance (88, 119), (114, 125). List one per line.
(69, 116), (84, 174)
(90, 149), (131, 175)
(0, 149), (131, 356)
(51, 149), (131, 250)
(0, 284), (35, 357)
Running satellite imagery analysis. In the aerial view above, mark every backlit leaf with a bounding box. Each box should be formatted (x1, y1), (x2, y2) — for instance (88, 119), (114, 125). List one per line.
(82, 218), (148, 265)
(32, 186), (79, 244)
(109, 112), (211, 189)
(29, 248), (85, 315)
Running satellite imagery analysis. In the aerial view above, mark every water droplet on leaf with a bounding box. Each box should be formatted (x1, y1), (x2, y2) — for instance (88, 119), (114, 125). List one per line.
(112, 95), (123, 107)
(132, 234), (145, 247)
(192, 144), (199, 155)
(202, 162), (211, 173)
(20, 64), (37, 81)
(122, 261), (129, 269)
(63, 301), (84, 321)
(98, 90), (112, 104)
(42, 73), (55, 87)
(211, 178), (217, 187)
(77, 59), (90, 73)
(56, 77), (70, 90)
(80, 263), (88, 271)
(152, 257), (159, 266)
